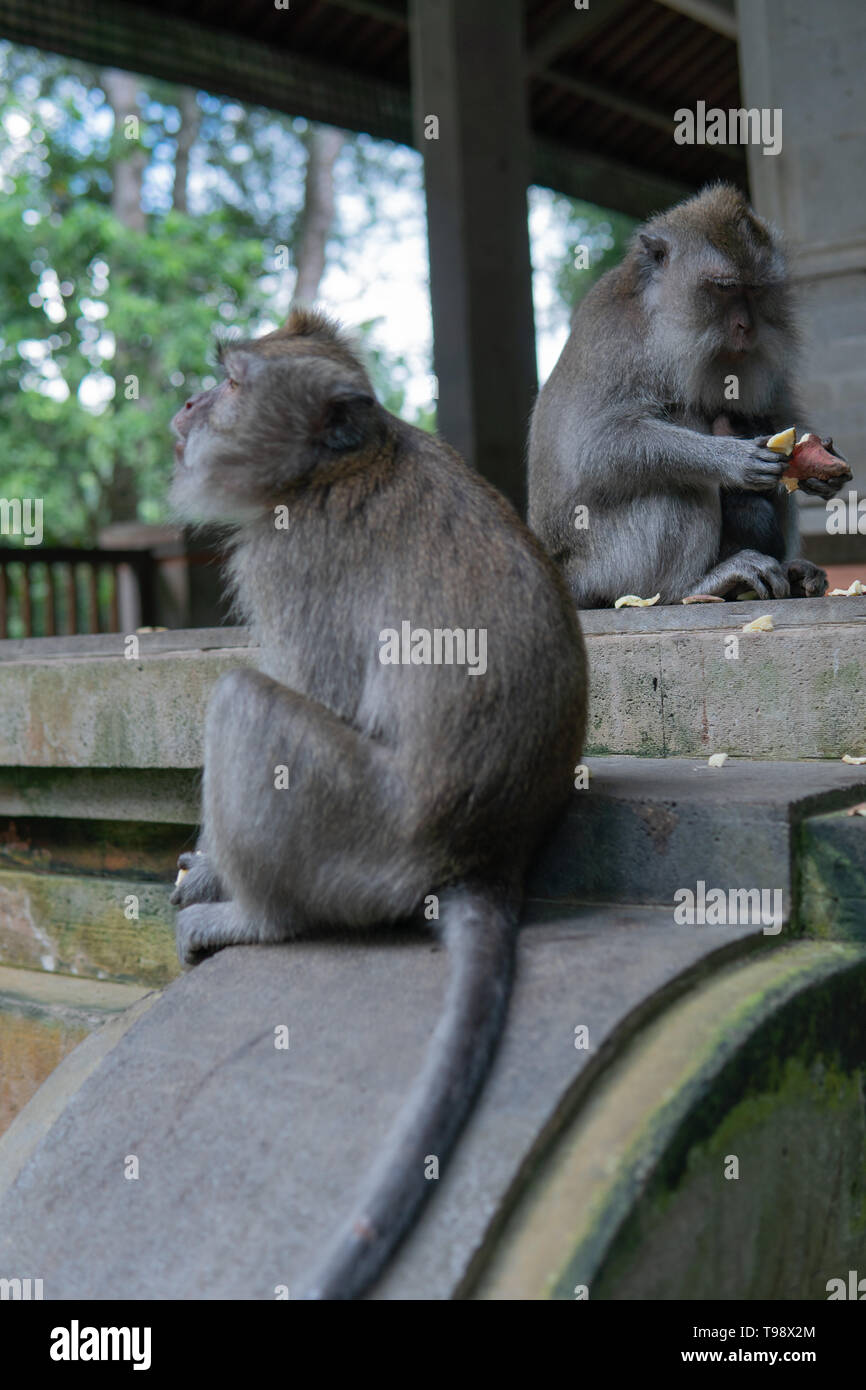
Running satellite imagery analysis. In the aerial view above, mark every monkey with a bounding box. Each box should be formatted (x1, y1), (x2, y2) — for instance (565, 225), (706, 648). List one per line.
(528, 183), (844, 606)
(168, 308), (588, 1300)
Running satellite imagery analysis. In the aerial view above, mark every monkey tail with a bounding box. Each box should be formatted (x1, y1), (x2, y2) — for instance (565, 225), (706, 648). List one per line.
(303, 881), (519, 1300)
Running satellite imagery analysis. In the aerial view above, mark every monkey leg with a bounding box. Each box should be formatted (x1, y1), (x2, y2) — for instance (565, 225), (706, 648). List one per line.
(197, 667), (428, 944)
(784, 559), (828, 598)
(692, 548), (790, 600)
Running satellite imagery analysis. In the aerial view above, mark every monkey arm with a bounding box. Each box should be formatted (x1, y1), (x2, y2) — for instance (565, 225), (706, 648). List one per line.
(588, 411), (784, 493)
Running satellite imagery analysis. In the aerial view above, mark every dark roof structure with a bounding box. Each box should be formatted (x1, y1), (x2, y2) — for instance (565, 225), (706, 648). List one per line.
(0, 0), (743, 217)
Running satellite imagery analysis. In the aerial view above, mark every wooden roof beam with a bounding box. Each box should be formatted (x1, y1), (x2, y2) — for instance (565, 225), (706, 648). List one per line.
(652, 0), (737, 41)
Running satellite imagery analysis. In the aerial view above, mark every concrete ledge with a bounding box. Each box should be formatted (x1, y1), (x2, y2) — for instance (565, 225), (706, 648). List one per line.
(0, 986), (158, 1184)
(577, 594), (866, 635)
(1, 598), (864, 767)
(1, 756), (863, 999)
(0, 966), (152, 1138)
(586, 602), (866, 759)
(469, 941), (866, 1300)
(0, 905), (781, 1300)
(800, 808), (866, 940)
(0, 640), (255, 769)
(531, 755), (866, 918)
(0, 768), (199, 823)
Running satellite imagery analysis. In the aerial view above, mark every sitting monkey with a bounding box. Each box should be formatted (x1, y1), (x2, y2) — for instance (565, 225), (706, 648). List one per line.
(169, 309), (587, 1299)
(528, 184), (844, 606)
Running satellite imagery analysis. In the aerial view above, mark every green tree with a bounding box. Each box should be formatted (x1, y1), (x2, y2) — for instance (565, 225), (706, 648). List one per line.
(0, 41), (430, 545)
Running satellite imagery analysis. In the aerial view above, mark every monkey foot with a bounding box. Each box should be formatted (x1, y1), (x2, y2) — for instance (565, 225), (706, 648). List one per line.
(784, 559), (828, 599)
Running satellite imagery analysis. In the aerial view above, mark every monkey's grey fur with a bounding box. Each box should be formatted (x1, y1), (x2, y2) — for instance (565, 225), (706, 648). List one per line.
(529, 184), (840, 605)
(169, 309), (587, 1299)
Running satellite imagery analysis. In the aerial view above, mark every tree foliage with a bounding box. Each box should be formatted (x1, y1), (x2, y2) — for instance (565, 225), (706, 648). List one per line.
(0, 42), (427, 543)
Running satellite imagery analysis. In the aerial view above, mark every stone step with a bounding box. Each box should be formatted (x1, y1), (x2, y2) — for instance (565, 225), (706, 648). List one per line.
(530, 755), (866, 931)
(581, 594), (866, 758)
(1, 597), (864, 771)
(0, 756), (863, 998)
(0, 867), (178, 987)
(800, 806), (866, 939)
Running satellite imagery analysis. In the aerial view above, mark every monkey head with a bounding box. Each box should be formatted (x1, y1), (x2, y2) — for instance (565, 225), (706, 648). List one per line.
(631, 183), (797, 415)
(170, 309), (380, 521)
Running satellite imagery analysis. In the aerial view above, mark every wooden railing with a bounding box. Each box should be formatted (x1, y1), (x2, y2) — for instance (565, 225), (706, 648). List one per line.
(0, 547), (156, 638)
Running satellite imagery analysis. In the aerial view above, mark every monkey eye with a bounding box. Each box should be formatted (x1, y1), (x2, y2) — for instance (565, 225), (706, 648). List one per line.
(708, 279), (740, 294)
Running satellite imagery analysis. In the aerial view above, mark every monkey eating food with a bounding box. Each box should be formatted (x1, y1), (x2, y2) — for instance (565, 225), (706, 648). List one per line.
(528, 183), (848, 605)
(169, 309), (587, 1300)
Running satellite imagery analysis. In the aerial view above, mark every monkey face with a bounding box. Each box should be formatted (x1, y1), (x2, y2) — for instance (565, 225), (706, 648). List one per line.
(693, 269), (791, 364)
(635, 187), (797, 414)
(170, 310), (379, 523)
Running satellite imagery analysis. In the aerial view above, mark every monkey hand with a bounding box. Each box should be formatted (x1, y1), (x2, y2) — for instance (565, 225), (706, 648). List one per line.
(797, 475), (847, 500)
(170, 851), (229, 908)
(722, 438), (787, 492)
(784, 559), (828, 598)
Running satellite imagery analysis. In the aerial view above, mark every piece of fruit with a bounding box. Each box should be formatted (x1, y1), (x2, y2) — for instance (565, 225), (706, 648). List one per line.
(829, 579), (865, 596)
(786, 434), (851, 491)
(842, 754), (866, 765)
(175, 867), (189, 886)
(708, 753), (728, 767)
(614, 593), (660, 608)
(766, 427), (852, 492)
(682, 593), (724, 604)
(766, 427), (795, 456)
(742, 614), (774, 632)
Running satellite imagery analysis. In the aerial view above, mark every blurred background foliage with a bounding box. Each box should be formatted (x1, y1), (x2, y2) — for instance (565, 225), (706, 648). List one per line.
(0, 40), (633, 544)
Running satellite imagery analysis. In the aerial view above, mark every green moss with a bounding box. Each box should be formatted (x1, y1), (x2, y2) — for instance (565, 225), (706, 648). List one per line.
(590, 1052), (866, 1300)
(0, 869), (178, 986)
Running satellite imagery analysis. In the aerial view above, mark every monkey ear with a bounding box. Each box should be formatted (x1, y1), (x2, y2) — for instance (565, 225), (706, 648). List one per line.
(638, 232), (669, 267)
(316, 391), (376, 452)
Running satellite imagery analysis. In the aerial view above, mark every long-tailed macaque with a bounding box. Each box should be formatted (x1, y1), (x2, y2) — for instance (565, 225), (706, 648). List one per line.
(528, 184), (844, 605)
(169, 309), (587, 1299)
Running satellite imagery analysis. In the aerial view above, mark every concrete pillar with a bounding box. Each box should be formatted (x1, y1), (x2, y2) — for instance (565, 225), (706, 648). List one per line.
(737, 0), (866, 560)
(409, 0), (537, 514)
